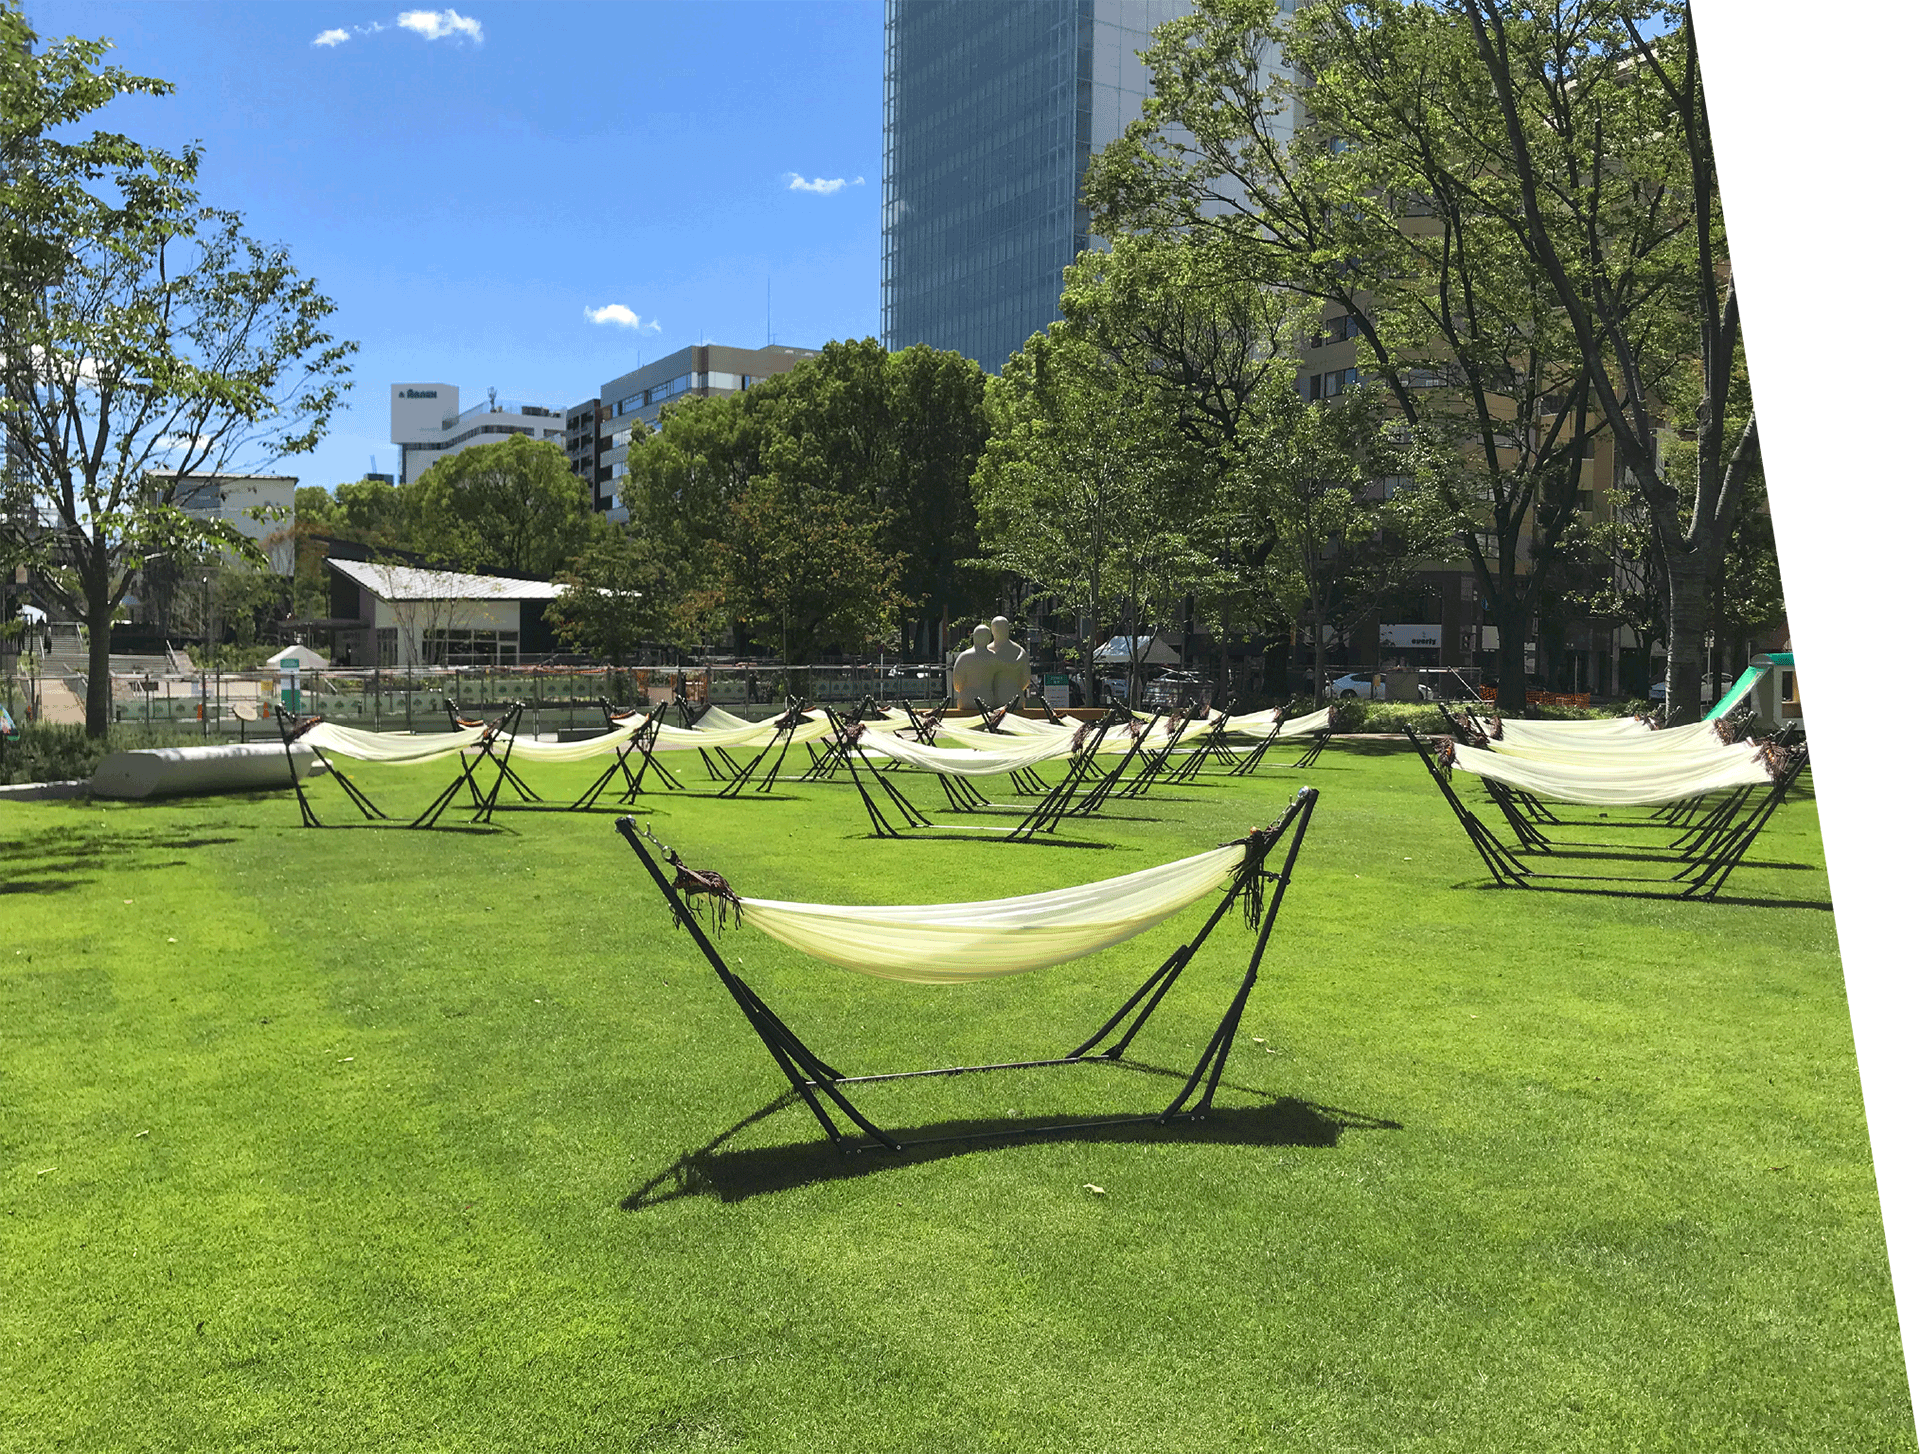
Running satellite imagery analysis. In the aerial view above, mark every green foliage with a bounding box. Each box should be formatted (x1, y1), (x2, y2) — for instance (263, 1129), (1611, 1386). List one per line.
(404, 435), (592, 578)
(622, 340), (988, 658)
(0, 719), (193, 785)
(544, 523), (677, 666)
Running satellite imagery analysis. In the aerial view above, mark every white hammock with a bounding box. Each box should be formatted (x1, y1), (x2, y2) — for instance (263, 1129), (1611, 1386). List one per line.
(854, 726), (1081, 778)
(1444, 737), (1777, 806)
(738, 842), (1248, 984)
(1478, 715), (1665, 747)
(497, 725), (648, 763)
(1480, 725), (1751, 769)
(651, 715), (837, 751)
(1217, 706), (1335, 738)
(303, 722), (489, 764)
(687, 705), (756, 731)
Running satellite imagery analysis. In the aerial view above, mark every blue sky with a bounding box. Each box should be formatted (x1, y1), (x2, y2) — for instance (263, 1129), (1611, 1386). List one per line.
(26, 0), (884, 490)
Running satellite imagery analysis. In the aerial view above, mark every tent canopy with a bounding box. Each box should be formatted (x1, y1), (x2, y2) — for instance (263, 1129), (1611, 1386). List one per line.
(1092, 634), (1179, 666)
(263, 645), (327, 671)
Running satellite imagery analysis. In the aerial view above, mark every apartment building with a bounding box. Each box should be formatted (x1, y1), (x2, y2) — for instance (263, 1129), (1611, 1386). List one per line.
(586, 343), (820, 517)
(389, 383), (568, 486)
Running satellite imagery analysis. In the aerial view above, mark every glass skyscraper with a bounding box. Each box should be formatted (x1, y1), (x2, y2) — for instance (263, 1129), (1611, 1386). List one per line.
(882, 0), (1195, 374)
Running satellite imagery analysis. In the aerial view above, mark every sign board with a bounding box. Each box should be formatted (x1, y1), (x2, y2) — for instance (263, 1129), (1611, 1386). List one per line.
(1044, 672), (1070, 709)
(1378, 623), (1443, 649)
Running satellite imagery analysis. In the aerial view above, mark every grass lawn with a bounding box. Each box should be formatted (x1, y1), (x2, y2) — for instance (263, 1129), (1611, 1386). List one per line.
(1, 742), (1909, 1452)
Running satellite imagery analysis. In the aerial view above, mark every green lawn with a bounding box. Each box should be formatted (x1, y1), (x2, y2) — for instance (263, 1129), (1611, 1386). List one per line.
(1, 743), (1909, 1452)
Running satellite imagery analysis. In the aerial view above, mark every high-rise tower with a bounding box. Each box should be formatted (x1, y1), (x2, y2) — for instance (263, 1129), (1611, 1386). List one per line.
(884, 0), (1290, 373)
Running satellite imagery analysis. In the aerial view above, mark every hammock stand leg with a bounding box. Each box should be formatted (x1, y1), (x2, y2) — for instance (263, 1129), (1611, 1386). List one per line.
(1668, 786), (1752, 856)
(1007, 725), (1113, 841)
(714, 739), (776, 798)
(315, 746), (385, 822)
(1068, 722), (1141, 817)
(838, 740), (931, 837)
(1228, 727), (1282, 777)
(572, 729), (649, 811)
(1677, 759), (1806, 898)
(276, 710), (323, 828)
(613, 818), (899, 1152)
(618, 721), (685, 801)
(1483, 781), (1553, 852)
(411, 707), (514, 829)
(1403, 727), (1530, 887)
(1290, 729), (1334, 770)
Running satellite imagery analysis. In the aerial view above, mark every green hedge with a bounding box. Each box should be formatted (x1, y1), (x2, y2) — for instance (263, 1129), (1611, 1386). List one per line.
(0, 722), (205, 787)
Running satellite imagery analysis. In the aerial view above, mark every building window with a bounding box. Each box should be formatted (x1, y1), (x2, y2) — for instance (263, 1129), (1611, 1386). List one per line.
(376, 627), (398, 668)
(422, 628), (521, 667)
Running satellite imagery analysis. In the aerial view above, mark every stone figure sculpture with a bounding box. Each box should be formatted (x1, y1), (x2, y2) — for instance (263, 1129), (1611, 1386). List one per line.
(950, 623), (997, 705)
(986, 616), (1031, 706)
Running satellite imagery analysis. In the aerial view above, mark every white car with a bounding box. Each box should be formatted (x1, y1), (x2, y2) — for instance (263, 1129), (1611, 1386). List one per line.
(1328, 671), (1385, 700)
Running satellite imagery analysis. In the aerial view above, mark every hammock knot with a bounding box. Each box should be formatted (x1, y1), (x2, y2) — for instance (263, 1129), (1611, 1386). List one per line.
(1486, 713), (1503, 741)
(771, 703), (811, 731)
(1753, 740), (1805, 783)
(671, 862), (742, 930)
(836, 720), (867, 752)
(1434, 735), (1458, 772)
(1713, 717), (1743, 746)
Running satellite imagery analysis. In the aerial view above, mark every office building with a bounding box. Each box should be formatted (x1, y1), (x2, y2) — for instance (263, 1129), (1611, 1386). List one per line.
(587, 343), (820, 516)
(147, 472), (301, 575)
(882, 0), (1294, 373)
(388, 384), (568, 486)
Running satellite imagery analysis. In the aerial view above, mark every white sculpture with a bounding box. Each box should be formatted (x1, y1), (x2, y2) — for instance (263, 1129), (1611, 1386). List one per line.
(951, 623), (997, 705)
(986, 616), (1031, 706)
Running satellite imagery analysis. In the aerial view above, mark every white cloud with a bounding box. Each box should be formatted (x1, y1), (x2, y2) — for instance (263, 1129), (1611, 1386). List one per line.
(786, 174), (848, 195)
(585, 304), (661, 334)
(397, 8), (483, 42)
(854, 176), (866, 186)
(310, 21), (386, 47)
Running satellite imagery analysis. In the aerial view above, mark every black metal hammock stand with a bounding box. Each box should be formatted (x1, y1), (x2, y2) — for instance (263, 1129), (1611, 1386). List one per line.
(706, 699), (819, 797)
(669, 694), (753, 784)
(568, 701), (684, 810)
(274, 702), (528, 829)
(613, 788), (1320, 1153)
(830, 713), (1126, 841)
(1401, 725), (1811, 900)
(441, 698), (542, 807)
(1228, 709), (1339, 776)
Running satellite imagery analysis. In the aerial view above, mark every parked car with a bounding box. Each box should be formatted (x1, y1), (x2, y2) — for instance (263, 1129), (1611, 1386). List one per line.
(1649, 676), (1723, 704)
(1326, 670), (1435, 703)
(1141, 671), (1207, 713)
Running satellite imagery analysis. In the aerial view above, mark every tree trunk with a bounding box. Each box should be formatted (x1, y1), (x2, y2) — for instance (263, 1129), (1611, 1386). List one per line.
(1664, 551), (1712, 725)
(1310, 612), (1328, 708)
(1493, 598), (1530, 717)
(86, 593), (115, 738)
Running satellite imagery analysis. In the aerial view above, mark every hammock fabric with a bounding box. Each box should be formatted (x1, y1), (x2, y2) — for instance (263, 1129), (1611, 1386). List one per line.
(614, 788), (1320, 1153)
(735, 843), (1248, 983)
(651, 715), (837, 751)
(857, 727), (1080, 779)
(1437, 735), (1779, 807)
(303, 721), (488, 763)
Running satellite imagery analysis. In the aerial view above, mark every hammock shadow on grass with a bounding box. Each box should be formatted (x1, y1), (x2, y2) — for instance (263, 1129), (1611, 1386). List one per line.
(623, 1069), (1400, 1209)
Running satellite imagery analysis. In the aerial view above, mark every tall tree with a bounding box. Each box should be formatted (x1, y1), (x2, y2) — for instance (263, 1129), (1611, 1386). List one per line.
(0, 6), (355, 734)
(1452, 0), (1756, 720)
(544, 522), (677, 668)
(403, 435), (592, 579)
(1085, 0), (1638, 713)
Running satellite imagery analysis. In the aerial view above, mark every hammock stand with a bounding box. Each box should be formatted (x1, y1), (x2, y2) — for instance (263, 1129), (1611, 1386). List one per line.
(274, 709), (388, 828)
(1402, 726), (1811, 899)
(954, 702), (1054, 795)
(1113, 709), (1207, 800)
(830, 716), (1122, 841)
(671, 695), (752, 783)
(274, 703), (526, 829)
(1227, 710), (1337, 776)
(442, 700), (541, 807)
(1166, 710), (1245, 783)
(714, 701), (814, 797)
(613, 788), (1319, 1153)
(568, 703), (684, 810)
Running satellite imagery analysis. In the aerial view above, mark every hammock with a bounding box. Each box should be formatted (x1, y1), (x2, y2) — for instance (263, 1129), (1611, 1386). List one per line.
(614, 788), (1320, 1152)
(1482, 716), (1719, 753)
(856, 728), (1080, 779)
(303, 722), (488, 763)
(1439, 736), (1778, 807)
(739, 843), (1247, 983)
(1404, 725), (1809, 899)
(651, 715), (837, 751)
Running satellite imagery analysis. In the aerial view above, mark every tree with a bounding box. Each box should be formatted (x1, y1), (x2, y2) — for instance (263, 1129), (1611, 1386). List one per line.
(0, 6), (355, 734)
(974, 326), (1194, 706)
(1084, 0), (1641, 713)
(1435, 1), (1754, 720)
(544, 523), (677, 667)
(1229, 376), (1451, 703)
(403, 435), (592, 579)
(720, 473), (907, 666)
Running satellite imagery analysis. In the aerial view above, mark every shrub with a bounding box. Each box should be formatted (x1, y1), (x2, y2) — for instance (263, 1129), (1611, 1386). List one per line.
(0, 721), (206, 786)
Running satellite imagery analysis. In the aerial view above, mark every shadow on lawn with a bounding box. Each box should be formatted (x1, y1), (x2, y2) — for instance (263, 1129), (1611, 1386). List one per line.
(0, 825), (244, 892)
(623, 1074), (1401, 1209)
(1462, 880), (1832, 910)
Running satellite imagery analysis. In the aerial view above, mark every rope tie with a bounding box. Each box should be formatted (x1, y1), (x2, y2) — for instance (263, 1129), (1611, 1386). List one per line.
(641, 826), (742, 930)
